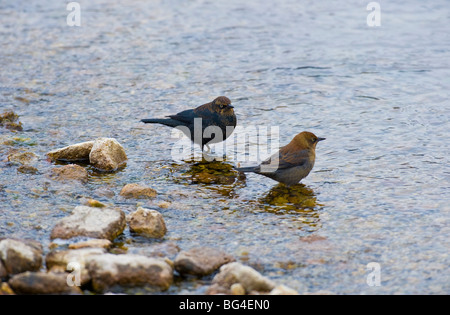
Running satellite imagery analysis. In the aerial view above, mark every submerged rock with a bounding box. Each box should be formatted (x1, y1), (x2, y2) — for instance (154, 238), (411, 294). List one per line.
(208, 262), (275, 294)
(120, 183), (157, 199)
(185, 160), (241, 185)
(17, 165), (38, 174)
(46, 141), (94, 162)
(7, 151), (38, 165)
(0, 239), (43, 276)
(86, 254), (173, 292)
(128, 207), (167, 238)
(50, 206), (126, 241)
(8, 271), (82, 295)
(49, 164), (88, 183)
(128, 242), (180, 260)
(174, 247), (235, 277)
(89, 138), (127, 171)
(0, 111), (22, 131)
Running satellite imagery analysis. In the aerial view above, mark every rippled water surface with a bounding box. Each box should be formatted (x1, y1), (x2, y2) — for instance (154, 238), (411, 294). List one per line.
(1, 0), (449, 294)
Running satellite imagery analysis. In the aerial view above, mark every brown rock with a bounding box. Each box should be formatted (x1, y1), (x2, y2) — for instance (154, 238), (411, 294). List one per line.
(128, 207), (167, 238)
(89, 138), (127, 171)
(0, 261), (7, 278)
(17, 165), (38, 174)
(46, 141), (94, 162)
(86, 254), (173, 292)
(120, 183), (157, 199)
(50, 206), (126, 241)
(0, 111), (22, 131)
(8, 271), (82, 295)
(68, 239), (112, 250)
(7, 151), (38, 165)
(0, 239), (43, 276)
(174, 247), (235, 277)
(50, 164), (88, 183)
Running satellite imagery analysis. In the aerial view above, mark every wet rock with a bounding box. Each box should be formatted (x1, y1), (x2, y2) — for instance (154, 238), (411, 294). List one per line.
(0, 282), (14, 295)
(230, 283), (246, 295)
(8, 271), (82, 295)
(128, 207), (167, 238)
(93, 187), (115, 198)
(186, 161), (240, 185)
(68, 239), (112, 250)
(208, 262), (275, 294)
(269, 284), (299, 295)
(46, 141), (94, 162)
(0, 261), (6, 278)
(128, 242), (180, 260)
(7, 151), (38, 165)
(50, 164), (88, 183)
(0, 239), (43, 276)
(120, 183), (157, 199)
(86, 254), (173, 292)
(0, 111), (23, 131)
(89, 138), (127, 171)
(17, 165), (38, 174)
(46, 248), (106, 286)
(50, 206), (126, 241)
(157, 201), (171, 209)
(85, 199), (106, 208)
(174, 247), (235, 277)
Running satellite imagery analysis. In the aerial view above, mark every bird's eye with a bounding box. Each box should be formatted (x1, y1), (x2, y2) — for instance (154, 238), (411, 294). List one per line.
(219, 104), (225, 109)
(312, 138), (317, 142)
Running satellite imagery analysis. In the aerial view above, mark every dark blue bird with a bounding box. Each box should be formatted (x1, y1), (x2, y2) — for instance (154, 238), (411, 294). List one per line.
(141, 96), (236, 152)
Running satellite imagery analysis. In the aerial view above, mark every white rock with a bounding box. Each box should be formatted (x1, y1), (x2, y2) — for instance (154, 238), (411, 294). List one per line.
(0, 239), (43, 275)
(269, 284), (299, 295)
(50, 206), (126, 241)
(212, 262), (276, 293)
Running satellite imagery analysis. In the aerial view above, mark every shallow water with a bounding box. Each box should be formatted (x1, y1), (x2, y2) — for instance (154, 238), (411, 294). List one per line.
(1, 0), (449, 294)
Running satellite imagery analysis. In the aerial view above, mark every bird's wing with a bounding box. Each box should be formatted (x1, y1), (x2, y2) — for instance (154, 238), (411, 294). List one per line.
(167, 108), (199, 125)
(259, 149), (310, 173)
(168, 102), (213, 124)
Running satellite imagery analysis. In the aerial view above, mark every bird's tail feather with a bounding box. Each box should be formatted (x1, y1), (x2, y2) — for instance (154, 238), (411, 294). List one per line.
(141, 118), (184, 128)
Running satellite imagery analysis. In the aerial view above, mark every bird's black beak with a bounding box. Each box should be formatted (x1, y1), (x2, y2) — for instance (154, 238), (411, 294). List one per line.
(317, 137), (326, 142)
(228, 105), (234, 109)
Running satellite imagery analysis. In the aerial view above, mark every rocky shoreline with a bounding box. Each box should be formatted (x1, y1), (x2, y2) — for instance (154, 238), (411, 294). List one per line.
(1, 221), (298, 295)
(0, 128), (299, 295)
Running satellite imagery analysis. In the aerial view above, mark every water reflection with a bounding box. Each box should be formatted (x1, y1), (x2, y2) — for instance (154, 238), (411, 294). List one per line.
(258, 184), (322, 232)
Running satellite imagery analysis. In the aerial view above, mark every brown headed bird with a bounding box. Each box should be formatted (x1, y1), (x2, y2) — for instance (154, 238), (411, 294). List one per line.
(141, 96), (236, 152)
(236, 131), (325, 186)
